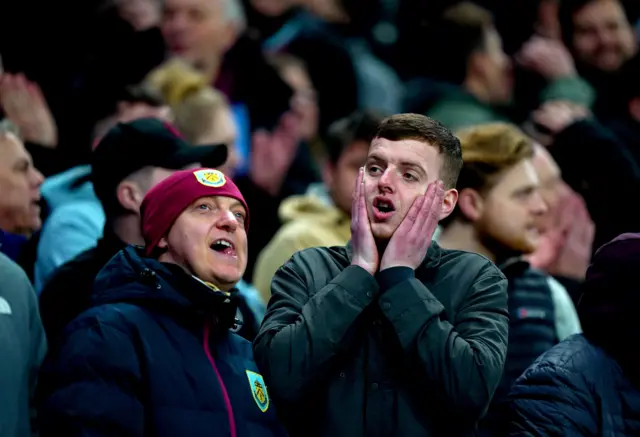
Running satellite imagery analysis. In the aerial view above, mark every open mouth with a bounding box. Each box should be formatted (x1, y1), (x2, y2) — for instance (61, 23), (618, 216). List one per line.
(374, 197), (395, 214)
(210, 239), (237, 257)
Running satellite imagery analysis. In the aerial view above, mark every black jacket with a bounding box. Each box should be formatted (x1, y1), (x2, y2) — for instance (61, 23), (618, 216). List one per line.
(253, 242), (509, 437)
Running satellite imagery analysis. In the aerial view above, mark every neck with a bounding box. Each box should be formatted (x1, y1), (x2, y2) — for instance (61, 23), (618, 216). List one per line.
(439, 221), (496, 262)
(463, 75), (491, 104)
(111, 214), (145, 246)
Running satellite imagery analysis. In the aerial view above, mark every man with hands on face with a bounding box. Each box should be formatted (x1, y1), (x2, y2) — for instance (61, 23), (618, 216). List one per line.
(253, 114), (510, 437)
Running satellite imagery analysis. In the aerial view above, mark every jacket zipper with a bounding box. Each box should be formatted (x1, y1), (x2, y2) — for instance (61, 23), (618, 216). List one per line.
(203, 323), (237, 437)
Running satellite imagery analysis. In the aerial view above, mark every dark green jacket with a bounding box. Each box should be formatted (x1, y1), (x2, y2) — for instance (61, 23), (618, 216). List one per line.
(254, 242), (509, 437)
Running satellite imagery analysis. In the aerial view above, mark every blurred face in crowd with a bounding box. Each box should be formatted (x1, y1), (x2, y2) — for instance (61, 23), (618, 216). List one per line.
(471, 26), (513, 104)
(280, 63), (319, 141)
(467, 158), (547, 255)
(114, 0), (161, 31)
(572, 0), (637, 72)
(363, 138), (456, 240)
(532, 144), (569, 232)
(159, 195), (248, 290)
(324, 139), (369, 216)
(193, 107), (240, 177)
(0, 133), (44, 235)
(161, 0), (236, 68)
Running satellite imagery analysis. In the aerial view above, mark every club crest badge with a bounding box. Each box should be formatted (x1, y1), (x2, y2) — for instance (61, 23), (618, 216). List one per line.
(246, 370), (270, 412)
(193, 169), (226, 188)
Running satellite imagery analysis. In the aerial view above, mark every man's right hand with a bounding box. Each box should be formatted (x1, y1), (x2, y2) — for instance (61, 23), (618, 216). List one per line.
(350, 168), (378, 275)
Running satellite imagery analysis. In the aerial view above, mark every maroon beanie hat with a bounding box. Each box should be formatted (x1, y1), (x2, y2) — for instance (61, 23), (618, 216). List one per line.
(140, 168), (249, 256)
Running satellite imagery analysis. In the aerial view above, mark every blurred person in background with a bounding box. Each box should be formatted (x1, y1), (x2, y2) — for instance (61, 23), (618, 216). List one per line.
(410, 2), (594, 131)
(38, 168), (287, 437)
(0, 120), (47, 437)
(0, 73), (61, 176)
(530, 98), (640, 248)
(266, 52), (322, 197)
(559, 0), (638, 117)
(528, 144), (595, 303)
(252, 111), (381, 302)
(160, 0), (297, 137)
(0, 120), (44, 262)
(145, 59), (241, 175)
(258, 0), (403, 130)
(437, 123), (580, 436)
(33, 86), (171, 292)
(0, 252), (46, 437)
(37, 119), (251, 347)
(506, 233), (640, 436)
(266, 53), (319, 145)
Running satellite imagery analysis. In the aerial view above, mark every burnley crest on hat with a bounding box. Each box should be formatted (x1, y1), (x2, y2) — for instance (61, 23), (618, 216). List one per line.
(193, 169), (226, 188)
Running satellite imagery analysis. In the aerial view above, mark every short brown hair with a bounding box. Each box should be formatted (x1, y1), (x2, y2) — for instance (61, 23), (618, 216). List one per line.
(374, 113), (463, 188)
(441, 123), (534, 227)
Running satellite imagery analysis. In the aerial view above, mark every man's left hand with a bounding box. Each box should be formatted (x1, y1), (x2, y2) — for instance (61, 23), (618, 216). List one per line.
(380, 180), (444, 271)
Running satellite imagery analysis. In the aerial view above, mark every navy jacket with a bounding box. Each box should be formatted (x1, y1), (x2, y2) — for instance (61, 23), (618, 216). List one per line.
(506, 334), (640, 436)
(38, 245), (287, 437)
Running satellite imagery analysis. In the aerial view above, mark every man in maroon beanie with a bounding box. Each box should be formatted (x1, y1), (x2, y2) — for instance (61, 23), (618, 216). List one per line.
(37, 168), (287, 437)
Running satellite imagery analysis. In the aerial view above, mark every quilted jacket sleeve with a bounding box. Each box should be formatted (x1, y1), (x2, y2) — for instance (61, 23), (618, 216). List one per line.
(507, 363), (598, 436)
(38, 316), (144, 437)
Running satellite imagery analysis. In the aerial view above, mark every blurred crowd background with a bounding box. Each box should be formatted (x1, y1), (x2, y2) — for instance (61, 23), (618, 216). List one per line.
(2, 0), (640, 434)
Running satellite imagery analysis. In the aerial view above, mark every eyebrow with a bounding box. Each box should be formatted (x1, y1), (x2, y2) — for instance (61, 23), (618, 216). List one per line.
(401, 162), (427, 177)
(229, 200), (246, 212)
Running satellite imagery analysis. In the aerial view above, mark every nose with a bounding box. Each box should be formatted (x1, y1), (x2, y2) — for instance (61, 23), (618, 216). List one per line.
(531, 192), (548, 216)
(377, 168), (395, 194)
(31, 167), (44, 188)
(216, 210), (239, 232)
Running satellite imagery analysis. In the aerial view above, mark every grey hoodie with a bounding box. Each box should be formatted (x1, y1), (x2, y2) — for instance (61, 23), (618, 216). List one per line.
(0, 253), (47, 437)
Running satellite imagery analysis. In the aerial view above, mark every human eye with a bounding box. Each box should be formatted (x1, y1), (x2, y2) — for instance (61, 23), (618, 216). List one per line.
(403, 172), (418, 182)
(367, 165), (382, 175)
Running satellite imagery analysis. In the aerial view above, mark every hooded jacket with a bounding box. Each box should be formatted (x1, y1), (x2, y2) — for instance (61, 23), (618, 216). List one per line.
(37, 245), (287, 437)
(252, 193), (350, 302)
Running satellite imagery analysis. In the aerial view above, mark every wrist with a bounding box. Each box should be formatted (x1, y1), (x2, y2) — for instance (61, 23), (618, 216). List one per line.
(379, 261), (411, 271)
(351, 258), (376, 275)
